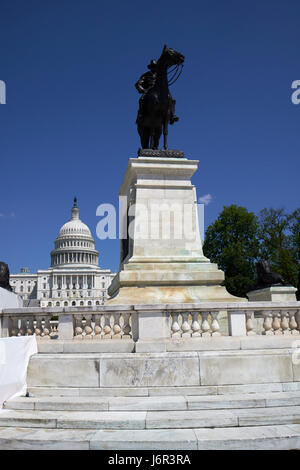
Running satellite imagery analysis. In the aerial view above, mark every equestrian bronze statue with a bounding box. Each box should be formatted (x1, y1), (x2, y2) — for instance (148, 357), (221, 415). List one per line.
(135, 45), (184, 150)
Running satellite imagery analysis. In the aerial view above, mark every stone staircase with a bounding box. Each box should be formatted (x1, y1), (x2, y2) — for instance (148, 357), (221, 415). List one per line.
(1, 387), (300, 449)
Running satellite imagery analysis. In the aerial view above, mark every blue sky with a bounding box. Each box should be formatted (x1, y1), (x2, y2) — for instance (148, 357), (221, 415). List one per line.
(0, 0), (299, 274)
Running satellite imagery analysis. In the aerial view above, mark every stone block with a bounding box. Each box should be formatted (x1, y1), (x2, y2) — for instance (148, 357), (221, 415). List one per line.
(56, 411), (146, 430)
(199, 352), (293, 385)
(247, 286), (298, 302)
(100, 354), (200, 388)
(195, 425), (300, 450)
(167, 337), (241, 352)
(27, 355), (100, 387)
(0, 427), (94, 450)
(108, 396), (187, 411)
(235, 405), (300, 427)
(90, 428), (197, 450)
(146, 409), (238, 429)
(148, 386), (218, 396)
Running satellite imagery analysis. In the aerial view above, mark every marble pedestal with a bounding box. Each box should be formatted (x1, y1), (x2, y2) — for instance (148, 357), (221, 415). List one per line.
(247, 286), (298, 302)
(107, 156), (243, 305)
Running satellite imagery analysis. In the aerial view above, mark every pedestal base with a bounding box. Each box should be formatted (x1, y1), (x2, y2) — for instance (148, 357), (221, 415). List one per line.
(106, 285), (245, 305)
(107, 155), (244, 305)
(247, 286), (298, 302)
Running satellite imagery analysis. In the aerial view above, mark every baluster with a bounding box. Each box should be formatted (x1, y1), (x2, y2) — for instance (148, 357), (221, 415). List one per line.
(296, 311), (300, 332)
(33, 319), (42, 339)
(246, 311), (256, 335)
(18, 317), (26, 336)
(181, 312), (191, 338)
(10, 317), (19, 336)
(191, 312), (201, 337)
(272, 313), (282, 335)
(103, 314), (112, 339)
(84, 314), (93, 340)
(112, 313), (122, 339)
(281, 311), (290, 335)
(171, 313), (181, 338)
(26, 317), (34, 336)
(41, 317), (51, 340)
(122, 313), (131, 339)
(211, 311), (221, 336)
(201, 312), (211, 337)
(93, 314), (102, 339)
(262, 311), (273, 335)
(289, 310), (299, 335)
(74, 314), (83, 340)
(50, 320), (59, 339)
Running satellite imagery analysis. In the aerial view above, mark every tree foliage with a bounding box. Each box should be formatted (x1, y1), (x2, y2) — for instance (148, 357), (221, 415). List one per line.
(203, 205), (260, 298)
(258, 208), (299, 289)
(203, 205), (300, 299)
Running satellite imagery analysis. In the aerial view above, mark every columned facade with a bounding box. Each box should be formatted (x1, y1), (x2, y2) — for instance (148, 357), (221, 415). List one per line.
(11, 199), (115, 307)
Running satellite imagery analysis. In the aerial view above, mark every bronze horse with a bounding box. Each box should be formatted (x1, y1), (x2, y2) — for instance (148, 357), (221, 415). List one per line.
(136, 45), (184, 150)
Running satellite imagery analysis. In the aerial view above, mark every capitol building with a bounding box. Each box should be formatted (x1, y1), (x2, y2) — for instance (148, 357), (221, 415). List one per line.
(10, 198), (115, 307)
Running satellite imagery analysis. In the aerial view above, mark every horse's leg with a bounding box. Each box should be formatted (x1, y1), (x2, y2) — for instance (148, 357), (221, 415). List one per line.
(142, 129), (150, 149)
(139, 126), (150, 149)
(150, 128), (155, 149)
(153, 126), (162, 149)
(163, 119), (168, 150)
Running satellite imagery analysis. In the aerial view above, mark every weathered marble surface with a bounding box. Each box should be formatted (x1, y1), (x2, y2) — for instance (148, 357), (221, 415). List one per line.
(199, 351), (293, 385)
(247, 286), (298, 302)
(26, 348), (299, 389)
(107, 157), (244, 304)
(0, 425), (300, 450)
(99, 354), (200, 387)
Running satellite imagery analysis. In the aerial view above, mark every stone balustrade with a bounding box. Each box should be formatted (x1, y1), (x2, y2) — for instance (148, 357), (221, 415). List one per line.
(0, 302), (300, 351)
(73, 312), (132, 340)
(170, 311), (221, 338)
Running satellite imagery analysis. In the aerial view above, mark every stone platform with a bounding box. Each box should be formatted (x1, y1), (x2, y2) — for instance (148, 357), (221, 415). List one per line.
(1, 358), (300, 449)
(248, 286), (298, 302)
(0, 339), (299, 449)
(107, 156), (244, 304)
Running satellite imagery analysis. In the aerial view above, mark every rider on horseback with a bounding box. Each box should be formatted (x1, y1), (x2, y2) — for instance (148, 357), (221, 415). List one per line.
(135, 59), (179, 125)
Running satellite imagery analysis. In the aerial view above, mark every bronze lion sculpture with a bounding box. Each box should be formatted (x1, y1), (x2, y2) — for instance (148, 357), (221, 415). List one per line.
(255, 259), (285, 289)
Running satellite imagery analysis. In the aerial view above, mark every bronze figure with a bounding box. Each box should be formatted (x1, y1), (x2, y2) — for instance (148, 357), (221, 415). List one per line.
(255, 260), (286, 289)
(135, 45), (184, 150)
(0, 261), (13, 292)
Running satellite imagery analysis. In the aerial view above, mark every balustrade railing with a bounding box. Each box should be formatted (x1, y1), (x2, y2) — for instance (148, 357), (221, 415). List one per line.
(170, 311), (221, 338)
(73, 312), (132, 340)
(0, 303), (299, 345)
(246, 309), (300, 336)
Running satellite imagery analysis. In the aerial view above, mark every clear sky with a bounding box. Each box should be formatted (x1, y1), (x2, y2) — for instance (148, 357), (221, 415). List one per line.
(0, 0), (299, 275)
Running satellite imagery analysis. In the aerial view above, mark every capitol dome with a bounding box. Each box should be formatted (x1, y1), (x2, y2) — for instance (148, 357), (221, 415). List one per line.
(50, 198), (99, 268)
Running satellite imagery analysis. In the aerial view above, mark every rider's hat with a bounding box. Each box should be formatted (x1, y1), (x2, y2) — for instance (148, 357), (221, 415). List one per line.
(147, 59), (157, 70)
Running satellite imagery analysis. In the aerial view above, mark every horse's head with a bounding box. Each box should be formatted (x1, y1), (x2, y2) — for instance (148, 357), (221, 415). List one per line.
(159, 44), (185, 69)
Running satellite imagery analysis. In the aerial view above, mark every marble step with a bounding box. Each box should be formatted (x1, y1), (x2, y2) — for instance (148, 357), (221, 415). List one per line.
(0, 424), (300, 450)
(27, 381), (300, 397)
(4, 391), (300, 412)
(1, 405), (300, 430)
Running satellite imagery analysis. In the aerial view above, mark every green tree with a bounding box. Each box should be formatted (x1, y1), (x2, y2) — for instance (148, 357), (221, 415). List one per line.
(258, 208), (299, 289)
(203, 205), (260, 298)
(289, 209), (300, 299)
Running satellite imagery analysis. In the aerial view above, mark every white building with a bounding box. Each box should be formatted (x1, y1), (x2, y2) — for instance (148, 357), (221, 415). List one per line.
(10, 198), (115, 307)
